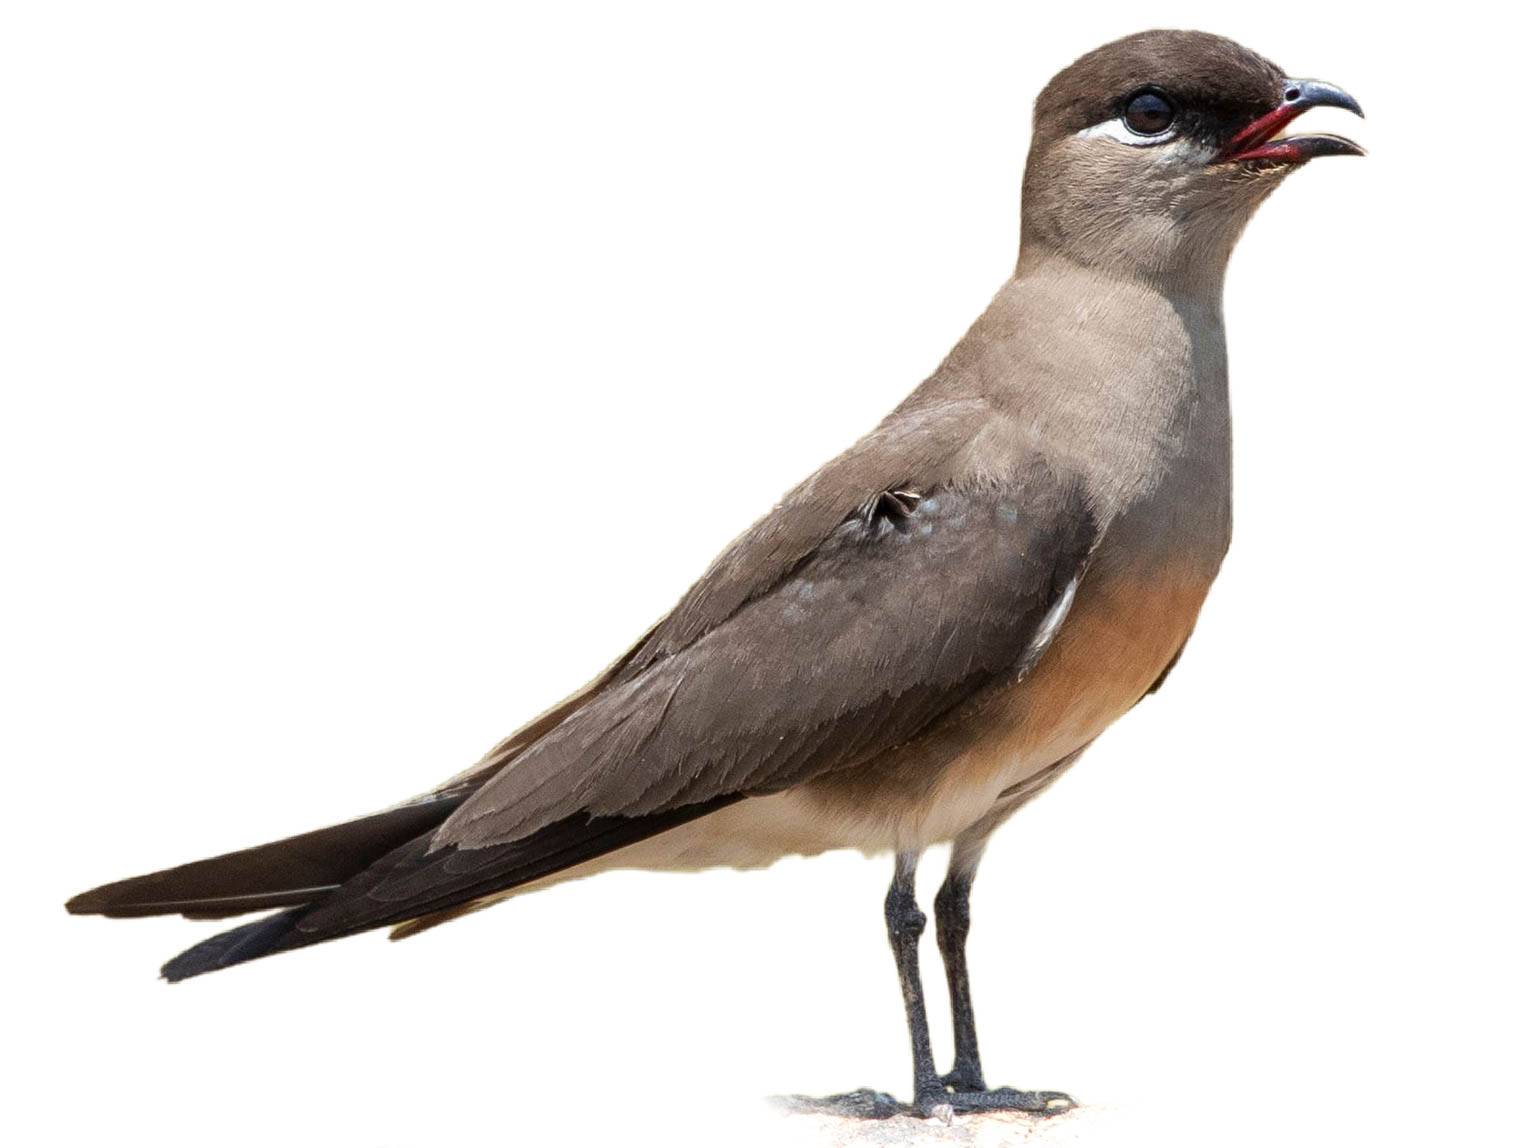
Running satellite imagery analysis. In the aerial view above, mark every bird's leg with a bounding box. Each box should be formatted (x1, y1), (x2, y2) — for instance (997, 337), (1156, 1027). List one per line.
(933, 864), (986, 1092)
(884, 849), (1076, 1119)
(884, 851), (944, 1105)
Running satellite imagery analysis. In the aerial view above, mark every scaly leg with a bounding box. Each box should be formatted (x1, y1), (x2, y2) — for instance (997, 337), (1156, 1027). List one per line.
(884, 851), (1073, 1118)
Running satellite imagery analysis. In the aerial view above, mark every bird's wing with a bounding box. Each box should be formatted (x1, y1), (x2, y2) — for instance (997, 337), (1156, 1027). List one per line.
(438, 451), (1098, 850)
(446, 397), (992, 791)
(162, 406), (1099, 972)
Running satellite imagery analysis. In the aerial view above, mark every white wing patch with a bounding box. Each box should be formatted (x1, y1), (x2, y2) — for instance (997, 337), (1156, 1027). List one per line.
(1019, 574), (1080, 676)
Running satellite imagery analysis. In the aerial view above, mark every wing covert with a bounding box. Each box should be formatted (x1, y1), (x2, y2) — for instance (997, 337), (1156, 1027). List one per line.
(439, 462), (1096, 851)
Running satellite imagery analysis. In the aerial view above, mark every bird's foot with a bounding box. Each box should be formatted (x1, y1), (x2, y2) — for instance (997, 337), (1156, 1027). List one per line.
(915, 1086), (1076, 1123)
(773, 1085), (1075, 1122)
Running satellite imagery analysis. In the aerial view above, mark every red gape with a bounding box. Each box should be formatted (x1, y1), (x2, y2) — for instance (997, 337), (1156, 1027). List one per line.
(1223, 100), (1311, 162)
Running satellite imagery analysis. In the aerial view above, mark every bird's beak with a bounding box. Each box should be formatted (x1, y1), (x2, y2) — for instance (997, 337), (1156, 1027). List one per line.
(1219, 78), (1365, 164)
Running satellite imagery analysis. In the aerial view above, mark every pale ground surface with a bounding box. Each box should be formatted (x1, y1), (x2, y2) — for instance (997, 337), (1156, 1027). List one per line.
(766, 1103), (1135, 1148)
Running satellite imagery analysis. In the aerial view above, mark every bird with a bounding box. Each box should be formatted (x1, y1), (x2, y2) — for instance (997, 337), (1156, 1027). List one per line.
(67, 29), (1362, 1119)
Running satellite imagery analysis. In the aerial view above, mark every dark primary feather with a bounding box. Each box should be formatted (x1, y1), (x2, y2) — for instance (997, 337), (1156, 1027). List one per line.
(161, 909), (309, 982)
(68, 605), (659, 924)
(65, 791), (470, 919)
(160, 797), (738, 980)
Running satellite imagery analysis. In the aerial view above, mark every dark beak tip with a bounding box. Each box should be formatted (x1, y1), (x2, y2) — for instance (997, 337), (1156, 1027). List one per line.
(1302, 135), (1366, 161)
(1288, 78), (1364, 119)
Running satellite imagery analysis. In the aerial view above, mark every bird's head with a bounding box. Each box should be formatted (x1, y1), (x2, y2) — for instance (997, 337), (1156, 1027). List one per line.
(1019, 30), (1362, 287)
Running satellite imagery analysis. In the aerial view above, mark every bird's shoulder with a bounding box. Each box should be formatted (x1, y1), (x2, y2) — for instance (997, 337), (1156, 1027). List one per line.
(626, 395), (1000, 669)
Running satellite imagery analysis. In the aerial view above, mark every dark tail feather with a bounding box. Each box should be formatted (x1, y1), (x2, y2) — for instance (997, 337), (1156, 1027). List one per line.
(156, 795), (743, 982)
(66, 791), (469, 920)
(161, 908), (310, 982)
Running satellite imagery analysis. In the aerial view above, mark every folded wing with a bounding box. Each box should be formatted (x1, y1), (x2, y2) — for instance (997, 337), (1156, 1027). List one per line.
(154, 403), (1099, 977)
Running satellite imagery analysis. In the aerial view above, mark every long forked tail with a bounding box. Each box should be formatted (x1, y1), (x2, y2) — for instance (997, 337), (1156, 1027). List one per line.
(65, 791), (469, 921)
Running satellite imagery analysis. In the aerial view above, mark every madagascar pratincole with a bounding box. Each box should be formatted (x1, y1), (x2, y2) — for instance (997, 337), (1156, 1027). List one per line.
(68, 29), (1362, 1118)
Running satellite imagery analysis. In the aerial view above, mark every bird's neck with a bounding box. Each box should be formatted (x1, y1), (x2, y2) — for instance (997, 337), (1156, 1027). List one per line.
(1015, 236), (1234, 310)
(927, 247), (1233, 525)
(1016, 170), (1263, 300)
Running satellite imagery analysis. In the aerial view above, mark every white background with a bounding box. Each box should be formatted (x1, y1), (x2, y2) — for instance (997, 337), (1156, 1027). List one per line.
(4, 3), (1527, 1145)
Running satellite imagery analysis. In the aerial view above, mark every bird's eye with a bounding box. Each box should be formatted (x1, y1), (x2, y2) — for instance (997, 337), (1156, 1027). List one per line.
(1123, 90), (1176, 136)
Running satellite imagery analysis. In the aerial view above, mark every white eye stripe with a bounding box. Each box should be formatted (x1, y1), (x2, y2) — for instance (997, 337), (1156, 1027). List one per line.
(1076, 118), (1177, 146)
(1075, 121), (1218, 166)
